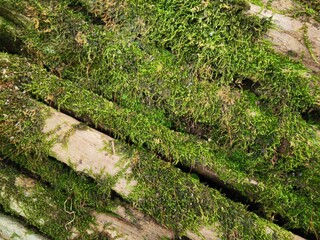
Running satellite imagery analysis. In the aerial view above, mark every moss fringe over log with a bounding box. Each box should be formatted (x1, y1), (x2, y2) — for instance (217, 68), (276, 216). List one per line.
(0, 0), (320, 237)
(1, 51), (320, 236)
(1, 63), (303, 239)
(0, 161), (98, 239)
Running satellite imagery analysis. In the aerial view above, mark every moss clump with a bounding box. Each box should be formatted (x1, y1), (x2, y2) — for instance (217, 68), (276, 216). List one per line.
(293, 0), (320, 22)
(0, 80), (51, 162)
(76, 0), (318, 110)
(128, 148), (293, 239)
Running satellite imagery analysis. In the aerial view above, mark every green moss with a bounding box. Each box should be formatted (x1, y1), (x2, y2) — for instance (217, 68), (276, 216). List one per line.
(0, 70), (297, 238)
(0, 161), (97, 239)
(1, 0), (320, 236)
(292, 0), (320, 22)
(1, 52), (318, 235)
(128, 148), (293, 239)
(1, 0), (318, 171)
(0, 82), (51, 162)
(2, 0), (318, 183)
(302, 24), (319, 64)
(0, 72), (116, 239)
(77, 0), (317, 110)
(0, 17), (23, 53)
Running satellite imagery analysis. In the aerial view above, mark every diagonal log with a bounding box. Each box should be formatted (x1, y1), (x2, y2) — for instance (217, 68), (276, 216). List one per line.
(1, 51), (318, 237)
(28, 104), (306, 240)
(0, 212), (48, 240)
(0, 160), (174, 240)
(0, 0), (318, 236)
(248, 4), (320, 73)
(0, 80), (303, 239)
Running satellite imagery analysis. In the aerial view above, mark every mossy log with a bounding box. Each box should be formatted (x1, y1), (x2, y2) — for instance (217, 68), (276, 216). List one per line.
(0, 0), (319, 237)
(248, 4), (320, 73)
(1, 51), (319, 237)
(0, 212), (48, 240)
(1, 79), (305, 239)
(76, 0), (320, 73)
(0, 160), (174, 240)
(3, 50), (319, 236)
(0, 160), (101, 239)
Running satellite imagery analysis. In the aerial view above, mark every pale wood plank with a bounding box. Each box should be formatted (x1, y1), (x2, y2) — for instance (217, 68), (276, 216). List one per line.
(0, 212), (47, 240)
(248, 4), (320, 73)
(43, 109), (137, 197)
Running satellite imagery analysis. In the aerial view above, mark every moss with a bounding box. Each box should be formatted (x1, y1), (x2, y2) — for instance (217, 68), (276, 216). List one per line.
(302, 24), (319, 64)
(0, 80), (51, 162)
(0, 70), (297, 239)
(128, 148), (293, 239)
(0, 161), (98, 239)
(292, 0), (320, 22)
(0, 17), (23, 54)
(0, 72), (116, 239)
(76, 0), (317, 111)
(1, 52), (319, 235)
(1, 0), (320, 236)
(2, 0), (318, 184)
(1, 0), (318, 172)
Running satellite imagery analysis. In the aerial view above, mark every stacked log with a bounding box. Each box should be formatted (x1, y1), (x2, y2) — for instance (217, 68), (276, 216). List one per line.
(0, 0), (319, 238)
(0, 77), (302, 239)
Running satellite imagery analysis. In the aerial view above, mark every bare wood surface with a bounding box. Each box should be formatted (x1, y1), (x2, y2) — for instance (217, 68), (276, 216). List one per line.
(248, 4), (320, 73)
(93, 206), (175, 240)
(43, 109), (137, 197)
(0, 212), (47, 240)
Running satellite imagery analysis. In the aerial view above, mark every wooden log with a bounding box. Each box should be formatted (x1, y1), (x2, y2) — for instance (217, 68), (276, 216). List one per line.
(0, 1), (318, 234)
(0, 161), (174, 240)
(0, 80), (302, 238)
(0, 161), (93, 239)
(248, 4), (320, 73)
(34, 104), (305, 239)
(0, 212), (48, 240)
(1, 51), (318, 237)
(78, 0), (320, 73)
(44, 105), (311, 239)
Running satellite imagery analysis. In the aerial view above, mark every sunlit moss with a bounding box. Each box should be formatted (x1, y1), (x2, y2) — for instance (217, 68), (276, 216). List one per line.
(0, 0), (320, 236)
(1, 52), (319, 235)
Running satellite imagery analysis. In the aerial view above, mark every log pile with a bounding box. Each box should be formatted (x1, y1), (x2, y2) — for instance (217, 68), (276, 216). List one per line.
(0, 0), (319, 239)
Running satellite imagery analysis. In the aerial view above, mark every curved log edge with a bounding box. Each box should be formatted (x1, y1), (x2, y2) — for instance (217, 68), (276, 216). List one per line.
(248, 4), (320, 73)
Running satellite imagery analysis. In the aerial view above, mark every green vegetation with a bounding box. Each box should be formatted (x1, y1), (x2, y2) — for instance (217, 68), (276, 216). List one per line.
(293, 0), (320, 22)
(0, 72), (296, 239)
(1, 0), (320, 238)
(1, 52), (319, 236)
(0, 160), (97, 239)
(0, 78), (115, 238)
